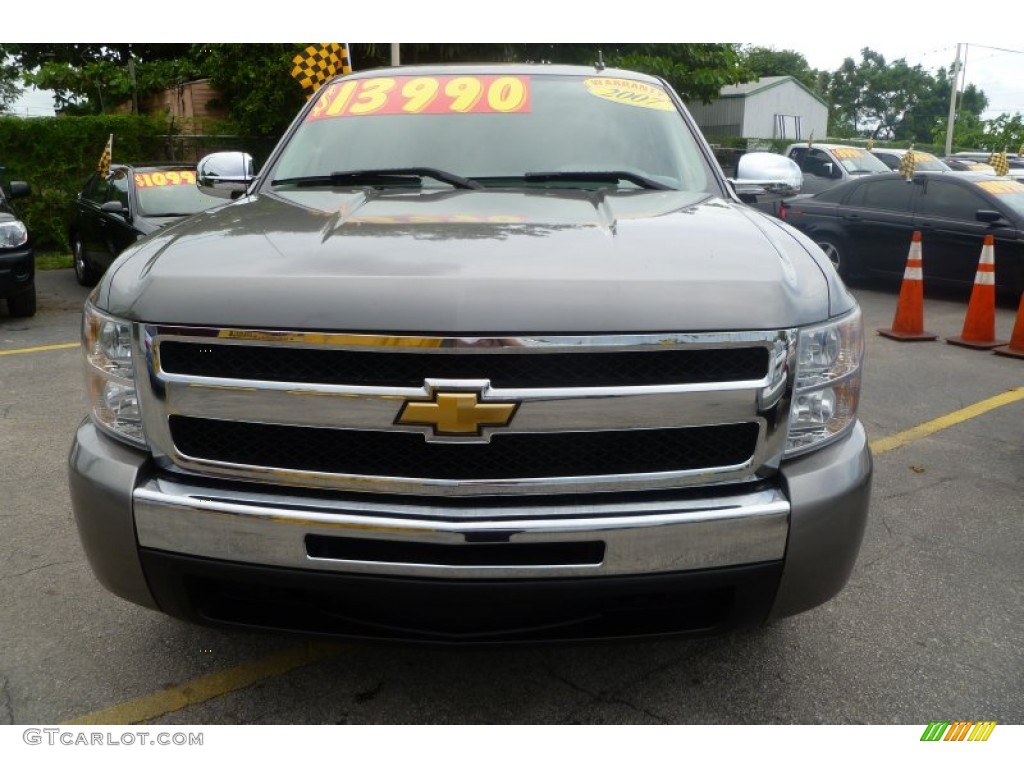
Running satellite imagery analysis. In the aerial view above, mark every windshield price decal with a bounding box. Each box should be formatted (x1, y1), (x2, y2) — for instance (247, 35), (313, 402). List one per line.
(831, 148), (868, 159)
(135, 171), (196, 188)
(976, 180), (1023, 196)
(584, 78), (674, 111)
(306, 76), (531, 121)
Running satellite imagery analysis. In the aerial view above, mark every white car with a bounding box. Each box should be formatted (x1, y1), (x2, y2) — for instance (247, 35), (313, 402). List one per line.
(784, 143), (892, 194)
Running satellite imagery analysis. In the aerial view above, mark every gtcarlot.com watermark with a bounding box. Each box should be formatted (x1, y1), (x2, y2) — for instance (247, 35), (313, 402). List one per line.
(23, 728), (203, 747)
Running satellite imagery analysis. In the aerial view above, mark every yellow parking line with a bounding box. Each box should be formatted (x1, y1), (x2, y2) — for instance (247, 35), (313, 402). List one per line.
(869, 387), (1024, 455)
(61, 387), (1024, 725)
(64, 642), (344, 725)
(0, 342), (78, 357)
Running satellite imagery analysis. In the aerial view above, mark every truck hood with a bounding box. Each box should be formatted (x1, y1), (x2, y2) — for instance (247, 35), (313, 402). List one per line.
(100, 187), (838, 332)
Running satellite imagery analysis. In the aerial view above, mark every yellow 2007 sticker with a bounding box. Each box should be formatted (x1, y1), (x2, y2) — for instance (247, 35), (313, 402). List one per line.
(584, 78), (674, 111)
(135, 170), (196, 188)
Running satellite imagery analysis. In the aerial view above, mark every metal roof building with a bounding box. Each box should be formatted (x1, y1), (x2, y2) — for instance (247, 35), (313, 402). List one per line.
(685, 76), (828, 142)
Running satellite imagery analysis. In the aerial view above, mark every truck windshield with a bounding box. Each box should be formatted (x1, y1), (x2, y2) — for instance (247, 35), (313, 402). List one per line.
(269, 73), (715, 193)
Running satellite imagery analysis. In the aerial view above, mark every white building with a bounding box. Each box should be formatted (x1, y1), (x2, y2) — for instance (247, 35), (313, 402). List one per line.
(685, 76), (828, 142)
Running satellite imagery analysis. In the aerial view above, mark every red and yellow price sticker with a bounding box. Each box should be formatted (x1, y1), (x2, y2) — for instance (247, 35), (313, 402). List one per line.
(135, 170), (196, 188)
(976, 180), (1023, 196)
(307, 76), (531, 121)
(832, 148), (868, 159)
(583, 78), (673, 111)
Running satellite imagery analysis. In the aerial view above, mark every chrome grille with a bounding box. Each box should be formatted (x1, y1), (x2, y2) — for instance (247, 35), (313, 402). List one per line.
(137, 326), (797, 497)
(158, 342), (770, 388)
(169, 416), (761, 480)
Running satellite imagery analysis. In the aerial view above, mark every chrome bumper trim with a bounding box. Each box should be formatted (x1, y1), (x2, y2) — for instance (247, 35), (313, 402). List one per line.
(133, 479), (790, 579)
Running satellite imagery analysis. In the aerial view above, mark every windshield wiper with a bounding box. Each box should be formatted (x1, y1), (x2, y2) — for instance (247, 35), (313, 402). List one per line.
(272, 167), (482, 190)
(522, 171), (674, 190)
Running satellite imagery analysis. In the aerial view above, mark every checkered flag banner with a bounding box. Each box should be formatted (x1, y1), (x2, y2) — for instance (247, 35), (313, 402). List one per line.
(899, 145), (915, 180)
(292, 43), (352, 97)
(988, 149), (1010, 176)
(97, 134), (113, 176)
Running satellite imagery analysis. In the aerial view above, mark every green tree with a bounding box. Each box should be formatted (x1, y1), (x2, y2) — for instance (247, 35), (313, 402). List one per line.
(5, 44), (197, 114)
(823, 48), (989, 143)
(4, 43), (751, 136)
(740, 46), (820, 92)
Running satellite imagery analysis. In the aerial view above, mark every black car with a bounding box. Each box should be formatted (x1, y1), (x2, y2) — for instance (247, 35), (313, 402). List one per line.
(0, 169), (35, 317)
(781, 171), (1024, 294)
(68, 163), (223, 286)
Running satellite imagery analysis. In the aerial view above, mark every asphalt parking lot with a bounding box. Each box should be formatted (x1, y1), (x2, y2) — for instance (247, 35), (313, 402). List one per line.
(0, 268), (1021, 726)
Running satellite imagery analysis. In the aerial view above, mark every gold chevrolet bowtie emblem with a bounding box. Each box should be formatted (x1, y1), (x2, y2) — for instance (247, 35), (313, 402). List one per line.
(396, 391), (518, 436)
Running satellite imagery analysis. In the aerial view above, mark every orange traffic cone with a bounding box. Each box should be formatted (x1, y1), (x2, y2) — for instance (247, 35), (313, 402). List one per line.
(946, 235), (1007, 349)
(993, 292), (1024, 359)
(878, 231), (937, 341)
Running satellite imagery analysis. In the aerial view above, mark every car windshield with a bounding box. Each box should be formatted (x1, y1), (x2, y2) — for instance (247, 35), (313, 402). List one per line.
(269, 73), (714, 193)
(830, 147), (891, 174)
(134, 169), (222, 217)
(904, 152), (949, 172)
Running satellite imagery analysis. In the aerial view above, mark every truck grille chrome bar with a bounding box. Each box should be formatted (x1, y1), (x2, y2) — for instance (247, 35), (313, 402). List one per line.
(136, 327), (797, 497)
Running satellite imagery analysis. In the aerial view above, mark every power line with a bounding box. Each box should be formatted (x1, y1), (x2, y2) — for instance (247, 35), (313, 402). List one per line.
(965, 44), (1024, 55)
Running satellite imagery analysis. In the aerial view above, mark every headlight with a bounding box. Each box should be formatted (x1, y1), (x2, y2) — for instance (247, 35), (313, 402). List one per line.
(0, 219), (28, 248)
(785, 306), (864, 457)
(82, 303), (145, 447)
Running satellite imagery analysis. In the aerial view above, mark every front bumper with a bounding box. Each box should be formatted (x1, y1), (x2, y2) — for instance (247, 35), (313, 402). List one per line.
(0, 247), (34, 297)
(69, 420), (871, 640)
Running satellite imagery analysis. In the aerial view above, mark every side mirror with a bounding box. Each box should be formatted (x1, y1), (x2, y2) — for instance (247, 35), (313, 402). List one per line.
(8, 181), (31, 199)
(976, 209), (1008, 226)
(809, 162), (834, 179)
(731, 153), (803, 200)
(197, 152), (256, 200)
(100, 200), (127, 217)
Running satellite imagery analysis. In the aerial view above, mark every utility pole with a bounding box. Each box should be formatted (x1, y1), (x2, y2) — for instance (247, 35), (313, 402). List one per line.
(391, 44), (400, 66)
(945, 44), (961, 157)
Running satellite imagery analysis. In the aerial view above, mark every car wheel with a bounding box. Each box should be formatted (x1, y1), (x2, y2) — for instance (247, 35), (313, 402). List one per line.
(815, 236), (857, 282)
(6, 284), (37, 318)
(73, 235), (100, 287)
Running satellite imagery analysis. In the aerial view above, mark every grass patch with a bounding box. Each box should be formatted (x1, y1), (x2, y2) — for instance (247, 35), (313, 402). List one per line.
(36, 252), (73, 270)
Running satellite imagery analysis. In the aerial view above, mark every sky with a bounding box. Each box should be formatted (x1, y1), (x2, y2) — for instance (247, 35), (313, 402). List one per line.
(8, 1), (1023, 121)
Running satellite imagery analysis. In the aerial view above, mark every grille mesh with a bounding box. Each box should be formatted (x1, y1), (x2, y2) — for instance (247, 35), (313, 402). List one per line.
(158, 342), (769, 388)
(169, 416), (760, 480)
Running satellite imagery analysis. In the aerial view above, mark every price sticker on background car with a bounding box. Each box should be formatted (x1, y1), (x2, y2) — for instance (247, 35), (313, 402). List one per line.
(306, 76), (531, 121)
(832, 148), (868, 159)
(975, 180), (1023, 196)
(135, 171), (197, 188)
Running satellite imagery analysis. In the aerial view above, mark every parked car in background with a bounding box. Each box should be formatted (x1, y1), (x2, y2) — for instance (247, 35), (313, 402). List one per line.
(942, 157), (997, 175)
(870, 148), (951, 173)
(0, 169), (35, 317)
(68, 163), (223, 286)
(781, 171), (1024, 294)
(784, 143), (892, 195)
(952, 151), (1024, 181)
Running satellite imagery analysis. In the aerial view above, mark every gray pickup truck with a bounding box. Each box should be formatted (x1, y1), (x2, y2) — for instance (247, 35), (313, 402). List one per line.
(69, 65), (871, 643)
